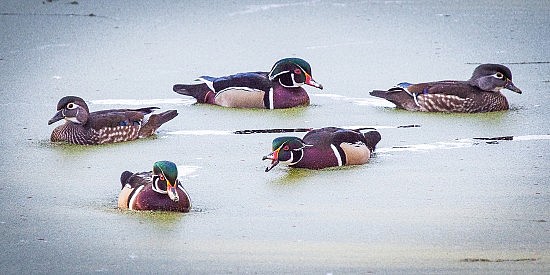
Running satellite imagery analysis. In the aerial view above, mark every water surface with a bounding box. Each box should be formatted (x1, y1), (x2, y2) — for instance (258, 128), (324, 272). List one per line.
(1, 0), (548, 273)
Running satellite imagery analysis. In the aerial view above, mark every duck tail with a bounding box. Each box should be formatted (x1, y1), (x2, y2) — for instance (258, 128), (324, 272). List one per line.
(156, 110), (178, 126)
(173, 83), (214, 103)
(138, 110), (178, 137)
(363, 131), (382, 152)
(369, 90), (389, 99)
(120, 171), (134, 188)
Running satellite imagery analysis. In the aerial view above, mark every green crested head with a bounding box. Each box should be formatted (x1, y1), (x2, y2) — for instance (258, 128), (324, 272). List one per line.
(269, 58), (312, 79)
(263, 136), (307, 172)
(268, 58), (323, 89)
(271, 136), (305, 151)
(153, 161), (178, 182)
(273, 58), (312, 74)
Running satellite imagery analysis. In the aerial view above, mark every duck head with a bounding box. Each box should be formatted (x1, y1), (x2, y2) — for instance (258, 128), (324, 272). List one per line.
(469, 64), (522, 94)
(262, 136), (310, 172)
(268, 58), (323, 89)
(48, 96), (90, 125)
(151, 161), (180, 202)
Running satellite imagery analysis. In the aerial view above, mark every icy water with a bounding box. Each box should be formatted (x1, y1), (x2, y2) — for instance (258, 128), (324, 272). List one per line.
(1, 0), (549, 273)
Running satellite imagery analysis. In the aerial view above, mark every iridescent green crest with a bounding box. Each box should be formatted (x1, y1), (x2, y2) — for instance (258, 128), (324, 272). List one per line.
(271, 136), (305, 151)
(268, 58), (312, 79)
(153, 161), (178, 181)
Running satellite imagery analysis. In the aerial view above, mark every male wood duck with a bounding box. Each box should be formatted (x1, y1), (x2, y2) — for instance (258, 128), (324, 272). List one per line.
(118, 161), (191, 212)
(172, 58), (323, 109)
(370, 64), (522, 113)
(48, 96), (178, 145)
(263, 127), (381, 171)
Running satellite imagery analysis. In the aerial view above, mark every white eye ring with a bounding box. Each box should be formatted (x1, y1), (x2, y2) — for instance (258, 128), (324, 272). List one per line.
(494, 72), (504, 79)
(66, 103), (76, 109)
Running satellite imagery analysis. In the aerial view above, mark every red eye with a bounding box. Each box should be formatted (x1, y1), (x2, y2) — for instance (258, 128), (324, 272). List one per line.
(293, 68), (301, 74)
(283, 145), (290, 150)
(159, 174), (165, 180)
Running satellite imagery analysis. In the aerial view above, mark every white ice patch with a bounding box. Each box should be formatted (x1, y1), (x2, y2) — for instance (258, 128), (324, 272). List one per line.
(91, 98), (195, 106)
(305, 41), (373, 50)
(311, 93), (395, 107)
(176, 165), (200, 177)
(166, 130), (233, 136)
(229, 0), (320, 16)
(38, 43), (71, 50)
(513, 134), (550, 141)
(377, 139), (474, 153)
(338, 125), (414, 129)
(312, 93), (346, 99)
(377, 135), (550, 153)
(351, 98), (396, 107)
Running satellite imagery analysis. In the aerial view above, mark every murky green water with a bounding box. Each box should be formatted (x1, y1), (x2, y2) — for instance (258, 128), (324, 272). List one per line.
(1, 0), (548, 273)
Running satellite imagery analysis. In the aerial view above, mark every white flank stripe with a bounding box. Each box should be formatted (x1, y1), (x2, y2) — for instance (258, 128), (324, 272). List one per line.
(330, 144), (343, 166)
(269, 88), (274, 109)
(128, 185), (145, 210)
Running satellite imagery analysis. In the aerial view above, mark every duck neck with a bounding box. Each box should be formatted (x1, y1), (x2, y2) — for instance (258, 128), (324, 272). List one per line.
(152, 176), (168, 194)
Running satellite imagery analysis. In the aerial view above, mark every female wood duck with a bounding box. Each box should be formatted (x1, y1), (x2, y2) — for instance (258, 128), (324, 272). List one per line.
(172, 58), (323, 109)
(263, 127), (381, 171)
(48, 96), (178, 145)
(370, 64), (522, 113)
(118, 161), (191, 212)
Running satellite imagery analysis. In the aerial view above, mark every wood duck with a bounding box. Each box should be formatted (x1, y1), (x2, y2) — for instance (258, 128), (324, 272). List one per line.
(173, 58), (323, 109)
(118, 161), (191, 212)
(263, 127), (381, 171)
(370, 64), (522, 113)
(48, 96), (178, 145)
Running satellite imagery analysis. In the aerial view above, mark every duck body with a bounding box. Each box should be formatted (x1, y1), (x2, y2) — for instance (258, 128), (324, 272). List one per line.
(48, 96), (178, 145)
(173, 58), (322, 109)
(370, 64), (522, 113)
(263, 127), (381, 171)
(118, 161), (191, 212)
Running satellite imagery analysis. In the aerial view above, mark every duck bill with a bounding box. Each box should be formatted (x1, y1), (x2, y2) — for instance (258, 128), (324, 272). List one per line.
(48, 110), (64, 125)
(305, 73), (323, 90)
(264, 159), (280, 172)
(505, 81), (522, 94)
(167, 180), (179, 202)
(262, 150), (280, 172)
